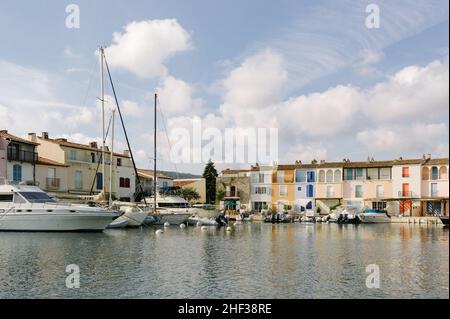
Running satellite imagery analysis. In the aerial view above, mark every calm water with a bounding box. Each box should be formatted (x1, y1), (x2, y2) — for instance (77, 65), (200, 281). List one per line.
(0, 223), (448, 299)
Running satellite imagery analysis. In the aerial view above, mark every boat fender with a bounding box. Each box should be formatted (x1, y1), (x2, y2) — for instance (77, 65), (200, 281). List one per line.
(164, 222), (170, 227)
(180, 223), (186, 229)
(155, 229), (164, 235)
(226, 226), (232, 232)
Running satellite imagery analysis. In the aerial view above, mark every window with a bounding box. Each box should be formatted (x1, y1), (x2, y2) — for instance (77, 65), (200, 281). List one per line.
(367, 168), (378, 180)
(402, 183), (410, 197)
(439, 166), (447, 180)
(306, 201), (313, 210)
(334, 170), (342, 182)
(326, 170), (333, 183)
(307, 171), (315, 183)
(379, 167), (391, 180)
(427, 201), (441, 214)
(120, 177), (130, 188)
(296, 170), (306, 183)
(69, 150), (77, 161)
(355, 168), (365, 180)
(258, 174), (265, 183)
(318, 170), (325, 183)
(17, 192), (55, 203)
(96, 172), (103, 190)
(376, 185), (384, 198)
(372, 202), (387, 210)
(0, 194), (13, 202)
(326, 186), (334, 198)
(277, 171), (284, 183)
(255, 187), (267, 194)
(297, 186), (302, 191)
(422, 167), (430, 180)
(431, 167), (438, 180)
(344, 168), (353, 181)
(402, 167), (409, 178)
(75, 171), (82, 190)
(355, 185), (363, 198)
(307, 184), (314, 198)
(12, 164), (22, 182)
(431, 183), (438, 197)
(117, 158), (122, 167)
(279, 185), (287, 196)
(91, 153), (96, 163)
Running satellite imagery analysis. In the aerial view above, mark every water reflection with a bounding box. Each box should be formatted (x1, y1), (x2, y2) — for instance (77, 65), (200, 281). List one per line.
(0, 224), (448, 299)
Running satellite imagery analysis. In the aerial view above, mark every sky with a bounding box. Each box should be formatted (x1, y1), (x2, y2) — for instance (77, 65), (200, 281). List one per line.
(0, 0), (448, 174)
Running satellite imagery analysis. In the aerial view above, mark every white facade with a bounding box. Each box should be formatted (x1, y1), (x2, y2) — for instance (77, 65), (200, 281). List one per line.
(249, 167), (272, 212)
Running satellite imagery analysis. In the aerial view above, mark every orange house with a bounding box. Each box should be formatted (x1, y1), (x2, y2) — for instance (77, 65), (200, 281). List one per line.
(271, 164), (296, 212)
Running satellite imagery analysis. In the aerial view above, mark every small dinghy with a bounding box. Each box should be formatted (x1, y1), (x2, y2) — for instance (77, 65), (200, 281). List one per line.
(107, 218), (129, 229)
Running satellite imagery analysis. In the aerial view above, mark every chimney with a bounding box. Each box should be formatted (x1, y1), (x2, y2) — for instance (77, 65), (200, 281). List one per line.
(89, 141), (98, 149)
(41, 132), (49, 139)
(123, 150), (130, 157)
(28, 133), (37, 143)
(426, 153), (431, 160)
(320, 160), (325, 164)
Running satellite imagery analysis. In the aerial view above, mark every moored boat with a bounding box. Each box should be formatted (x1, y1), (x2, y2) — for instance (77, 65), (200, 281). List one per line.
(358, 209), (391, 223)
(0, 181), (117, 232)
(439, 216), (449, 226)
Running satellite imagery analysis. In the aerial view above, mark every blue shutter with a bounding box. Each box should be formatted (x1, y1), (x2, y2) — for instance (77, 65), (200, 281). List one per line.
(96, 173), (103, 190)
(13, 165), (22, 182)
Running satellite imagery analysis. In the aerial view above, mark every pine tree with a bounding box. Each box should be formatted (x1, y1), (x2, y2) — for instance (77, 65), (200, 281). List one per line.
(202, 159), (218, 204)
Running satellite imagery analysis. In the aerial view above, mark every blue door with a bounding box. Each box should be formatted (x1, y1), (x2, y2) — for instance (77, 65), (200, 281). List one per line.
(307, 184), (314, 197)
(13, 164), (22, 182)
(96, 173), (103, 190)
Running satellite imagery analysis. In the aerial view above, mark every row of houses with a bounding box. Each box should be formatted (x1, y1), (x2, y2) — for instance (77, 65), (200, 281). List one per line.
(216, 156), (449, 217)
(0, 130), (205, 203)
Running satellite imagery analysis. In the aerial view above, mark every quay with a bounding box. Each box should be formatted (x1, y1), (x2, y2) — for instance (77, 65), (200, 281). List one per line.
(391, 216), (443, 225)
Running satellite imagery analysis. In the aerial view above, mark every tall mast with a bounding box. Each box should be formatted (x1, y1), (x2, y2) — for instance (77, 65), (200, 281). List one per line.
(100, 46), (105, 201)
(109, 109), (115, 205)
(154, 93), (157, 213)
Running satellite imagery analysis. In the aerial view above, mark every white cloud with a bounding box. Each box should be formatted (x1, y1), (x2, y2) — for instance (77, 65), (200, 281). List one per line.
(121, 100), (142, 117)
(353, 49), (384, 75)
(356, 123), (449, 155)
(105, 19), (192, 78)
(156, 76), (202, 115)
(279, 85), (363, 137)
(365, 58), (449, 122)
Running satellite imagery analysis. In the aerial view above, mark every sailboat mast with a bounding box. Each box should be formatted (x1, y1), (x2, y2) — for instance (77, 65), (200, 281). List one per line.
(109, 109), (115, 205)
(154, 93), (157, 213)
(100, 46), (106, 201)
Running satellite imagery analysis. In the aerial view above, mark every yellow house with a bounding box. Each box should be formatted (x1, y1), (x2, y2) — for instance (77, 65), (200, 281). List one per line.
(173, 178), (206, 203)
(28, 132), (135, 201)
(271, 164), (295, 212)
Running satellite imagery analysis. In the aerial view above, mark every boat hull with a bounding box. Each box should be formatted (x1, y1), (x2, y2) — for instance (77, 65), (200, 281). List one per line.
(151, 213), (190, 225)
(440, 216), (449, 226)
(0, 212), (116, 232)
(358, 213), (391, 223)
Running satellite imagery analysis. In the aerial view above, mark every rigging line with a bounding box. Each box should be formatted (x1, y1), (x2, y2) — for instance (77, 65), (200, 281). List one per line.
(102, 51), (147, 205)
(79, 57), (97, 110)
(157, 97), (180, 180)
(89, 112), (113, 195)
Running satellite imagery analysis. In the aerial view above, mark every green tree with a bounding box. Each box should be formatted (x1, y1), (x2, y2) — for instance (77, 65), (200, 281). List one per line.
(202, 159), (218, 204)
(180, 187), (201, 203)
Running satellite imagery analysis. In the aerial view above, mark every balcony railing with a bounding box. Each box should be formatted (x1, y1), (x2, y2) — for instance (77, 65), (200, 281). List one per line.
(398, 191), (417, 198)
(46, 178), (60, 190)
(7, 148), (37, 163)
(225, 190), (240, 197)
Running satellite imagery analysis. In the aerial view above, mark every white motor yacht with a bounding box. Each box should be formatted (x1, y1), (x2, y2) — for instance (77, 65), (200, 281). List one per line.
(143, 194), (193, 225)
(358, 209), (391, 223)
(0, 181), (118, 232)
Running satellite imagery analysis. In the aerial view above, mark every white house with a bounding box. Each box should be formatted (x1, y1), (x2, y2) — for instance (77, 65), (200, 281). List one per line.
(249, 164), (272, 212)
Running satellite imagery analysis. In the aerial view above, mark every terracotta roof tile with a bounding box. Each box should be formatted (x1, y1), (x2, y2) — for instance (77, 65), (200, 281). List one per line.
(0, 130), (39, 146)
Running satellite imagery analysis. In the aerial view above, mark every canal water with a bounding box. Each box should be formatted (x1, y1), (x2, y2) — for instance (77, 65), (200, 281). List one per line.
(0, 223), (448, 299)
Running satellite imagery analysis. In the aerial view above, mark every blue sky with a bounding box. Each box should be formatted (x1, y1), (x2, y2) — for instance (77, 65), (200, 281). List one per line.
(0, 0), (448, 174)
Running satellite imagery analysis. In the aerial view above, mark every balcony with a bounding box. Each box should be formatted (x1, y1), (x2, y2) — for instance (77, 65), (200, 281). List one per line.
(7, 148), (37, 163)
(398, 191), (418, 198)
(46, 178), (60, 190)
(225, 190), (240, 198)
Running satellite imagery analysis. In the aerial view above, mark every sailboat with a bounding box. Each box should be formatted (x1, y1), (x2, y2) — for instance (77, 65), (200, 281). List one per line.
(144, 93), (191, 226)
(93, 46), (148, 228)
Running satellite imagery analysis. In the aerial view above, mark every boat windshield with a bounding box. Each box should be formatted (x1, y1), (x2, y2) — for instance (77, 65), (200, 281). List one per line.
(17, 192), (56, 203)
